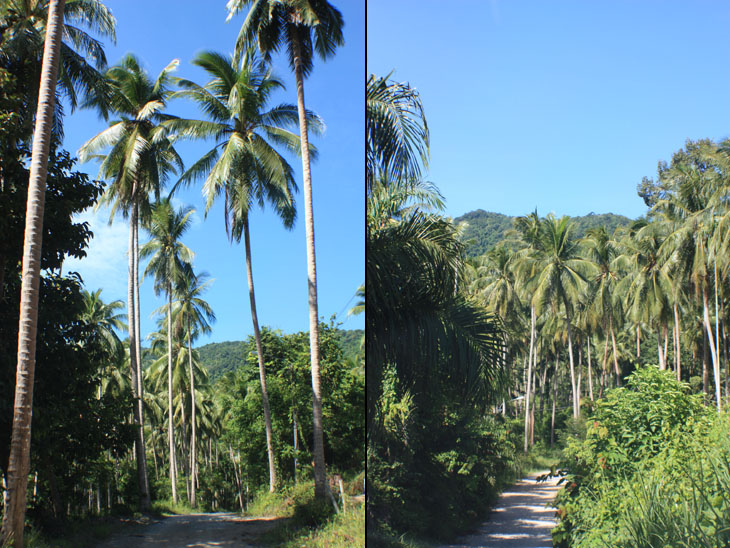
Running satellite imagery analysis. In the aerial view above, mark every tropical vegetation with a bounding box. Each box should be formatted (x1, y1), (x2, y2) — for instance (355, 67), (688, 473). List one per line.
(0, 1), (361, 547)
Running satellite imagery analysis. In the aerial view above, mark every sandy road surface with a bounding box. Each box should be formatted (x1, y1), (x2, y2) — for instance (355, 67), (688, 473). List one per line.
(439, 472), (561, 548)
(92, 512), (285, 548)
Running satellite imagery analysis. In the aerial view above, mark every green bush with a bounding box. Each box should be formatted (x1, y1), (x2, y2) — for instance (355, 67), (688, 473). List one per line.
(553, 366), (710, 547)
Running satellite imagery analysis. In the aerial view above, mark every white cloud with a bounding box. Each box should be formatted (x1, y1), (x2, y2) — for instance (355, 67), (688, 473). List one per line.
(64, 206), (129, 302)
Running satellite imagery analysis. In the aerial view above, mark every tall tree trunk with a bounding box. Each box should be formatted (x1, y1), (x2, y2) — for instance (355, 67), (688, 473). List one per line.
(610, 317), (620, 386)
(167, 286), (177, 503)
(703, 289), (721, 410)
(0, 3), (65, 544)
(550, 355), (559, 447)
(524, 306), (535, 453)
(637, 324), (641, 359)
(187, 321), (197, 506)
(563, 300), (579, 418)
(663, 324), (669, 370)
(587, 337), (594, 401)
(132, 201), (150, 509)
(674, 303), (681, 381)
(657, 328), (665, 370)
(289, 28), (326, 499)
(242, 216), (277, 492)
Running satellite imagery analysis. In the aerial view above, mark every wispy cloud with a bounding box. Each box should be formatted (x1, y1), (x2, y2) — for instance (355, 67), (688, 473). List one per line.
(64, 206), (129, 302)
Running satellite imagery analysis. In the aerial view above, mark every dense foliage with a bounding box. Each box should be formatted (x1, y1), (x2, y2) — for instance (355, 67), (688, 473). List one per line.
(455, 209), (633, 257)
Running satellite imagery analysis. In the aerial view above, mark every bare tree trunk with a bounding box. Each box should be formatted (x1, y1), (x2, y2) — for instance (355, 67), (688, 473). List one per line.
(587, 337), (594, 401)
(1, 4), (65, 545)
(132, 207), (149, 508)
(611, 318), (621, 386)
(289, 26), (326, 499)
(551, 355), (559, 447)
(167, 286), (178, 503)
(563, 300), (579, 418)
(242, 216), (277, 492)
(674, 303), (681, 381)
(657, 328), (665, 370)
(637, 324), (641, 359)
(187, 321), (197, 506)
(703, 289), (721, 410)
(524, 306), (535, 453)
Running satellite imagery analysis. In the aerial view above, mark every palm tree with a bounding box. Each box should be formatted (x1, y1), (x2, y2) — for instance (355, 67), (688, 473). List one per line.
(140, 198), (194, 504)
(168, 49), (315, 493)
(227, 0), (343, 499)
(173, 267), (215, 506)
(81, 288), (126, 360)
(0, 0), (116, 125)
(1, 2), (66, 546)
(530, 215), (592, 418)
(367, 177), (507, 432)
(366, 73), (429, 189)
(78, 54), (183, 509)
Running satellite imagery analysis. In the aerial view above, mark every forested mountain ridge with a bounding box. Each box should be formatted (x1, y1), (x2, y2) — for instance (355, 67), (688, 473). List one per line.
(455, 209), (634, 256)
(197, 328), (364, 381)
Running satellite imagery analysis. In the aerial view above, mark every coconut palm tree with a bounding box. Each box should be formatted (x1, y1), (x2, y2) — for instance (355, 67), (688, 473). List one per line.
(172, 267), (215, 506)
(530, 215), (592, 418)
(78, 54), (183, 508)
(168, 48), (317, 493)
(227, 0), (343, 498)
(81, 288), (126, 359)
(140, 198), (194, 504)
(1, 2), (65, 546)
(0, 0), (116, 128)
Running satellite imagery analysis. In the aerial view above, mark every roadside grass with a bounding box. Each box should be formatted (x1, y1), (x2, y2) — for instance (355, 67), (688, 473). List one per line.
(24, 515), (148, 548)
(247, 474), (365, 547)
(150, 499), (199, 517)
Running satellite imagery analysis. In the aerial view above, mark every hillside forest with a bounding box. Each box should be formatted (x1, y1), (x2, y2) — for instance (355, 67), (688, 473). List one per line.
(367, 70), (730, 548)
(0, 1), (364, 547)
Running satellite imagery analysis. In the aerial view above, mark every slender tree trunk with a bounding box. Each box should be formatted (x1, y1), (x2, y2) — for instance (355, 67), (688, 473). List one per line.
(132, 201), (150, 509)
(187, 321), (197, 506)
(663, 324), (669, 370)
(551, 355), (559, 447)
(703, 289), (721, 410)
(601, 331), (609, 396)
(587, 337), (594, 401)
(539, 360), (548, 420)
(637, 324), (641, 359)
(242, 216), (277, 492)
(577, 346), (582, 409)
(563, 301), (579, 418)
(610, 317), (620, 386)
(0, 3), (65, 544)
(657, 328), (665, 370)
(524, 306), (535, 453)
(289, 27), (326, 499)
(167, 286), (177, 503)
(674, 303), (681, 381)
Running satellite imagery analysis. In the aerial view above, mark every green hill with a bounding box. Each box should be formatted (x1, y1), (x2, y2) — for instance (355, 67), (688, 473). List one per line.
(454, 209), (633, 257)
(196, 328), (364, 381)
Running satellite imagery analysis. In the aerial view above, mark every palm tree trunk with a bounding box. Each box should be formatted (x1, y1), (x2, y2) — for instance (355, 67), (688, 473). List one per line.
(702, 289), (721, 410)
(132, 201), (150, 509)
(587, 337), (594, 401)
(551, 354), (559, 447)
(636, 324), (641, 359)
(674, 303), (681, 381)
(1, 3), (65, 544)
(167, 286), (178, 503)
(242, 216), (277, 492)
(290, 29), (326, 499)
(610, 317), (620, 386)
(657, 328), (665, 370)
(563, 300), (579, 418)
(524, 306), (535, 453)
(187, 320), (197, 507)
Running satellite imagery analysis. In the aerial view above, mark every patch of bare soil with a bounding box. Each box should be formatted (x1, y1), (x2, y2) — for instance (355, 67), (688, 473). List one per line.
(91, 512), (287, 548)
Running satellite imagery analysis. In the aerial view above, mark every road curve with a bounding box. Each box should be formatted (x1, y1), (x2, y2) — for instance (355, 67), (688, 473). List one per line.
(439, 472), (561, 548)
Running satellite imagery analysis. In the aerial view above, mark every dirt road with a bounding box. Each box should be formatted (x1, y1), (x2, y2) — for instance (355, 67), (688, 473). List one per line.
(439, 472), (561, 548)
(92, 512), (285, 548)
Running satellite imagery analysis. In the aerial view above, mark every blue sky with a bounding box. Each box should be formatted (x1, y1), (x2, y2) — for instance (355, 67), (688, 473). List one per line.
(63, 1), (364, 345)
(367, 0), (730, 220)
